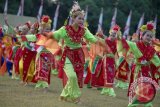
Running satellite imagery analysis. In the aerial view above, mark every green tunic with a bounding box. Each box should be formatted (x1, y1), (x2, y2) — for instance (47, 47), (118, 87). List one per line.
(53, 26), (98, 101)
(53, 26), (97, 48)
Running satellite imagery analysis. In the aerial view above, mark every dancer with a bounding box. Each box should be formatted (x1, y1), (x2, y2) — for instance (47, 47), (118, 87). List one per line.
(117, 22), (160, 107)
(20, 16), (54, 91)
(44, 1), (105, 103)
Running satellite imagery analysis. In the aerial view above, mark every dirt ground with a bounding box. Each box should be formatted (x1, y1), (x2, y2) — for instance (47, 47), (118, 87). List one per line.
(0, 74), (160, 107)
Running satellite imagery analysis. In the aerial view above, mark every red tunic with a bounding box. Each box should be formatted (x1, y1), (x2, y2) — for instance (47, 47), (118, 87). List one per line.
(22, 47), (37, 82)
(128, 41), (157, 96)
(116, 39), (130, 82)
(58, 25), (85, 88)
(33, 34), (54, 84)
(91, 38), (117, 87)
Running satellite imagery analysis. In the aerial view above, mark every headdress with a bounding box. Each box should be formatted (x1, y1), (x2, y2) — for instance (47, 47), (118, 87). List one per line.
(112, 25), (120, 32)
(64, 1), (85, 26)
(64, 1), (84, 26)
(109, 24), (121, 36)
(70, 1), (84, 17)
(140, 21), (155, 34)
(41, 15), (52, 26)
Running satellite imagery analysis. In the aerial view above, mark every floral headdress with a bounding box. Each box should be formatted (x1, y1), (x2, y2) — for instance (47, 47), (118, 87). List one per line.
(70, 1), (84, 17)
(109, 25), (121, 35)
(41, 15), (52, 26)
(140, 21), (155, 35)
(64, 1), (84, 26)
(112, 25), (120, 32)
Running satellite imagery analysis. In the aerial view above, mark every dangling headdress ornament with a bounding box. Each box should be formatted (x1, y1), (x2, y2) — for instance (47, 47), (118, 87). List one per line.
(64, 16), (72, 26)
(84, 21), (88, 27)
(41, 15), (52, 27)
(140, 21), (155, 34)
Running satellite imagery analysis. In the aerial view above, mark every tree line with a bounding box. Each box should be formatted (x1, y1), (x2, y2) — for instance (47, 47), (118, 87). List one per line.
(0, 0), (159, 38)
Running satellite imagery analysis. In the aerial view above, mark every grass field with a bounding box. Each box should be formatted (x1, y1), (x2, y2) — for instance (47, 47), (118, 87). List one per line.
(0, 74), (160, 107)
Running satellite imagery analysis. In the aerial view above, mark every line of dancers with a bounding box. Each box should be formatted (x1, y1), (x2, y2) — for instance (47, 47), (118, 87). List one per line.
(0, 2), (160, 107)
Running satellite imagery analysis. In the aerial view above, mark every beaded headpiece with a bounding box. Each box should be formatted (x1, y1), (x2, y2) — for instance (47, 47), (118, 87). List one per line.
(70, 1), (84, 17)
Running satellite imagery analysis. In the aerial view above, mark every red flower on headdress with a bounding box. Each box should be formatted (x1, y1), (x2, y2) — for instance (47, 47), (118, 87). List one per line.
(113, 25), (120, 32)
(147, 23), (154, 31)
(41, 15), (50, 23)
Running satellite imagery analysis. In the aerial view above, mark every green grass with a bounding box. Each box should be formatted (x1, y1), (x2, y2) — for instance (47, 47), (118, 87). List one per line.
(0, 74), (160, 107)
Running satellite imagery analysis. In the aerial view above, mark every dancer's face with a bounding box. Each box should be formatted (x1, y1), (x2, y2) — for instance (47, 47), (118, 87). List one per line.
(30, 25), (37, 34)
(20, 25), (29, 35)
(39, 24), (51, 34)
(110, 31), (117, 40)
(142, 31), (153, 44)
(73, 14), (84, 27)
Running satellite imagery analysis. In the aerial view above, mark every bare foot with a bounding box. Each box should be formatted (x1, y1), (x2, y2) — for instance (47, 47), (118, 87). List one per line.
(23, 82), (28, 87)
(59, 96), (81, 104)
(59, 96), (66, 102)
(73, 98), (81, 104)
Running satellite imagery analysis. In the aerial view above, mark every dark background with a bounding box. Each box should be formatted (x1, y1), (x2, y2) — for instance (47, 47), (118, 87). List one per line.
(0, 0), (159, 38)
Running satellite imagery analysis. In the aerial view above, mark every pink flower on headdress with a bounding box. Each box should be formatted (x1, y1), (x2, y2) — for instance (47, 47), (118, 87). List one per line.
(113, 25), (120, 32)
(147, 23), (154, 31)
(41, 15), (50, 23)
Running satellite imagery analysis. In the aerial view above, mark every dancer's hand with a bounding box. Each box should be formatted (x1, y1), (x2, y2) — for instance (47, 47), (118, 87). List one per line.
(96, 37), (106, 48)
